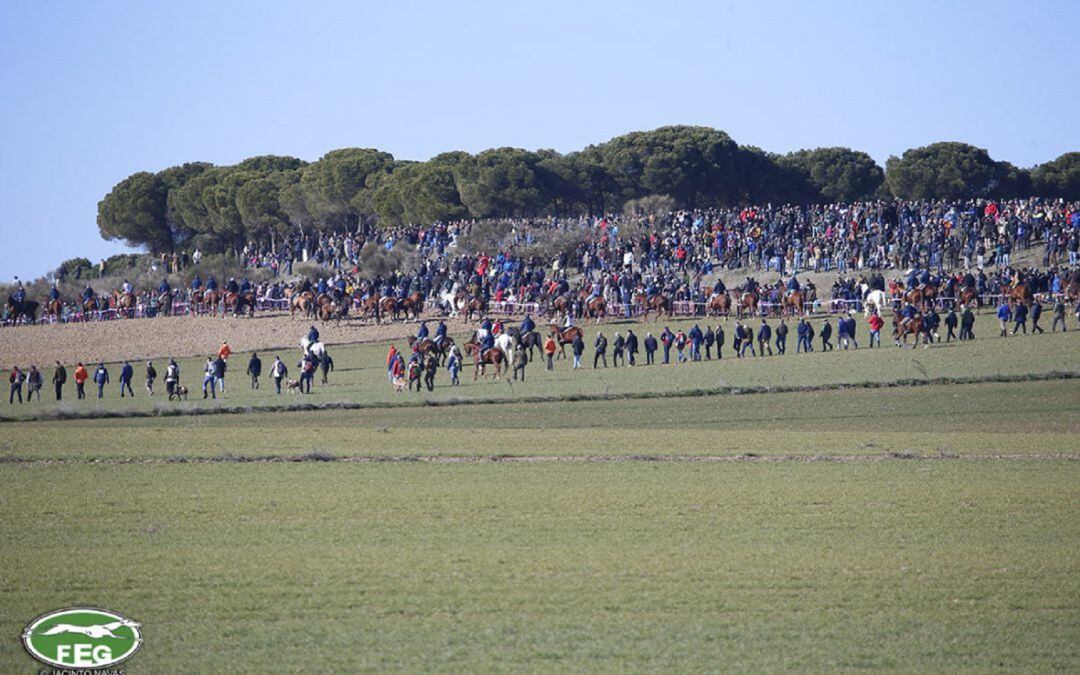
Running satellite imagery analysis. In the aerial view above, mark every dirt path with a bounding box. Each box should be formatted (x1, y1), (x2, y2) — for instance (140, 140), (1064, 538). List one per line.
(0, 311), (480, 366)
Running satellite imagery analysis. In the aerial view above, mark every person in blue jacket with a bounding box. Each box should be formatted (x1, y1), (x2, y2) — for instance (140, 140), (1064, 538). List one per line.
(93, 362), (109, 398)
(191, 274), (202, 291)
(797, 318), (811, 353)
(434, 320), (448, 348)
(416, 321), (430, 340)
(520, 314), (536, 336)
(206, 275), (218, 291)
(119, 361), (134, 397)
(997, 301), (1011, 337)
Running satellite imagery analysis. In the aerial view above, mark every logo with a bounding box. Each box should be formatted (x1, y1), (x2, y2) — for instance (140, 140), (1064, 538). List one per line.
(22, 607), (142, 669)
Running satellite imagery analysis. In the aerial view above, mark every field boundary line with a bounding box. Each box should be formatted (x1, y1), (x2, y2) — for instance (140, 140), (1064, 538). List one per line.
(1, 451), (1078, 466)
(2, 370), (1078, 424)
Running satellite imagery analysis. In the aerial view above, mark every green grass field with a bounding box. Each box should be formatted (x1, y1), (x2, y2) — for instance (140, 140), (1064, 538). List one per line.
(2, 322), (1078, 671)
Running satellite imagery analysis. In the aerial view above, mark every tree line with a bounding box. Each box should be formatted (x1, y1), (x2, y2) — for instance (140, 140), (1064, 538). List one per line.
(97, 125), (1080, 255)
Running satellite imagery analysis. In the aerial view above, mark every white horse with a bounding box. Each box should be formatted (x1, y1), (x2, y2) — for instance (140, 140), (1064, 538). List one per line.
(439, 283), (465, 318)
(495, 332), (514, 367)
(299, 337), (326, 359)
(864, 289), (888, 317)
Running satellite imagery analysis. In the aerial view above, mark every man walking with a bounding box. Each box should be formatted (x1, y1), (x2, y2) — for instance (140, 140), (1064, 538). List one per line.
(1052, 298), (1067, 331)
(94, 363), (109, 398)
(270, 356), (287, 394)
(593, 331), (608, 369)
(774, 319), (787, 355)
(74, 362), (88, 399)
(820, 319), (833, 351)
(572, 332), (585, 369)
(9, 366), (23, 404)
(145, 361), (157, 395)
(202, 357), (217, 399)
(247, 352), (262, 389)
(544, 334), (557, 371)
(625, 329), (639, 366)
(944, 308), (958, 342)
(119, 361), (135, 397)
(612, 332), (625, 367)
(644, 332), (658, 365)
(165, 359), (180, 399)
(757, 319), (773, 356)
(52, 361), (66, 401)
(1031, 300), (1044, 334)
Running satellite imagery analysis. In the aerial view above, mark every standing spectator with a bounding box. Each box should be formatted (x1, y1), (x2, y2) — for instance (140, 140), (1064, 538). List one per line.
(674, 329), (688, 363)
(612, 332), (625, 367)
(703, 325), (715, 360)
(820, 319), (834, 351)
(774, 319), (787, 355)
(447, 347), (462, 385)
(997, 301), (1011, 337)
(52, 361), (66, 401)
(689, 324), (703, 361)
(543, 334), (557, 371)
(960, 306), (976, 340)
(797, 319), (811, 353)
(868, 312), (884, 348)
(1031, 301), (1044, 334)
(26, 365), (42, 402)
(625, 329), (639, 366)
(715, 323), (725, 359)
(74, 362), (88, 399)
(386, 345), (398, 383)
(513, 346), (528, 381)
(660, 327), (673, 364)
(94, 362), (109, 398)
(165, 359), (180, 399)
(644, 332), (658, 365)
(299, 354), (316, 393)
(944, 309), (958, 342)
(202, 357), (217, 399)
(270, 356), (287, 394)
(593, 332), (608, 368)
(758, 319), (773, 356)
(9, 366), (24, 404)
(143, 361), (156, 395)
(1012, 302), (1028, 335)
(247, 352), (262, 389)
(319, 351), (334, 384)
(572, 332), (585, 369)
(214, 355), (227, 392)
(1052, 298), (1067, 332)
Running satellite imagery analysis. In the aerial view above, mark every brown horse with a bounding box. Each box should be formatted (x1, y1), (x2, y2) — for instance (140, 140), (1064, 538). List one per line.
(903, 285), (924, 310)
(959, 286), (979, 308)
(783, 290), (803, 317)
(401, 292), (425, 320)
(379, 296), (399, 320)
(638, 293), (673, 321)
(548, 325), (584, 359)
(1066, 270), (1080, 302)
(110, 290), (136, 318)
(737, 291), (758, 319)
(83, 296), (100, 314)
(288, 290), (313, 318)
(548, 295), (571, 320)
(465, 296), (487, 323)
(1008, 283), (1034, 308)
(359, 294), (381, 322)
(203, 289), (222, 316)
(463, 339), (505, 380)
(223, 291), (256, 318)
(707, 292), (731, 317)
(46, 298), (63, 319)
(893, 311), (925, 348)
(585, 296), (606, 324)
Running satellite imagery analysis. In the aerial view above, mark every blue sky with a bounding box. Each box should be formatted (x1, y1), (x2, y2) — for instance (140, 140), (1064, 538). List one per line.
(2, 0), (1077, 280)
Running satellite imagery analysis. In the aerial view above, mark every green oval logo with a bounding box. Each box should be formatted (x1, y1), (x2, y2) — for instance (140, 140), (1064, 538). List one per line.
(22, 607), (142, 669)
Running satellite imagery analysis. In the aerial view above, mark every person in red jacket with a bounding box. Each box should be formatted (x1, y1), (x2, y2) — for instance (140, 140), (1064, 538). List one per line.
(868, 311), (885, 348)
(74, 362), (89, 399)
(386, 345), (398, 382)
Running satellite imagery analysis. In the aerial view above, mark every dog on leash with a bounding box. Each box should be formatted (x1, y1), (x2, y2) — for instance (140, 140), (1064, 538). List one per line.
(169, 385), (189, 401)
(286, 378), (303, 393)
(392, 376), (407, 393)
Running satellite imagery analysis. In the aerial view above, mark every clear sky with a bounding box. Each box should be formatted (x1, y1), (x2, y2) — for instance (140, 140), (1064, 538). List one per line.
(2, 0), (1077, 280)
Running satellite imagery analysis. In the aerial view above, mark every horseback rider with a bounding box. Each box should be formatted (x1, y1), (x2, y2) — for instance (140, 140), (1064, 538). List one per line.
(240, 277), (251, 294)
(306, 324), (319, 345)
(120, 278), (133, 295)
(158, 277), (171, 299)
(206, 275), (218, 291)
(586, 279), (602, 305)
(899, 301), (917, 332)
(191, 273), (202, 291)
(433, 320), (447, 348)
(82, 284), (95, 302)
(49, 282), (60, 301)
(226, 277), (239, 294)
(712, 278), (726, 295)
(784, 275), (798, 294)
(417, 321), (430, 340)
(479, 326), (495, 359)
(316, 277), (328, 296)
(563, 312), (575, 329)
(333, 276), (346, 301)
(520, 313), (536, 336)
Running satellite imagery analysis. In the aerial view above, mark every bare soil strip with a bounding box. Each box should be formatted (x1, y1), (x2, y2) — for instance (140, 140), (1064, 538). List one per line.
(1, 452), (1076, 466)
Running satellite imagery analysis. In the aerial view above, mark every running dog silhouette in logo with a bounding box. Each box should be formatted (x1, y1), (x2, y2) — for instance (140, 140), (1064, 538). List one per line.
(33, 619), (141, 640)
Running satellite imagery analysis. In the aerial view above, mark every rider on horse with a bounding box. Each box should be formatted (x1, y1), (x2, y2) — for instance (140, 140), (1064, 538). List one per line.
(316, 277), (328, 296)
(82, 284), (95, 302)
(240, 277), (252, 294)
(520, 313), (536, 336)
(712, 278), (726, 295)
(434, 320), (447, 348)
(206, 275), (218, 291)
(784, 275), (798, 294)
(416, 321), (430, 340)
(191, 274), (202, 291)
(121, 279), (133, 295)
(49, 282), (60, 302)
(226, 277), (239, 295)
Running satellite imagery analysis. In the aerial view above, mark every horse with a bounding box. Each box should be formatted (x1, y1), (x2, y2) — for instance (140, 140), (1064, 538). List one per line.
(959, 286), (979, 308)
(290, 291), (314, 319)
(223, 291), (256, 318)
(408, 335), (454, 365)
(506, 327), (542, 362)
(111, 290), (136, 318)
(783, 290), (803, 317)
(737, 290), (758, 319)
(465, 296), (487, 323)
(46, 297), (63, 320)
(463, 339), (505, 380)
(863, 289), (888, 317)
(903, 285), (924, 310)
(401, 292), (425, 321)
(299, 337), (327, 360)
(638, 293), (673, 321)
(494, 331), (515, 366)
(5, 296), (39, 324)
(548, 324), (583, 359)
(893, 311), (925, 348)
(584, 295), (606, 324)
(83, 296), (100, 314)
(439, 287), (466, 318)
(1008, 283), (1034, 308)
(548, 295), (571, 320)
(359, 294), (381, 322)
(1066, 270), (1080, 302)
(707, 292), (731, 317)
(379, 296), (399, 321)
(203, 289), (222, 316)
